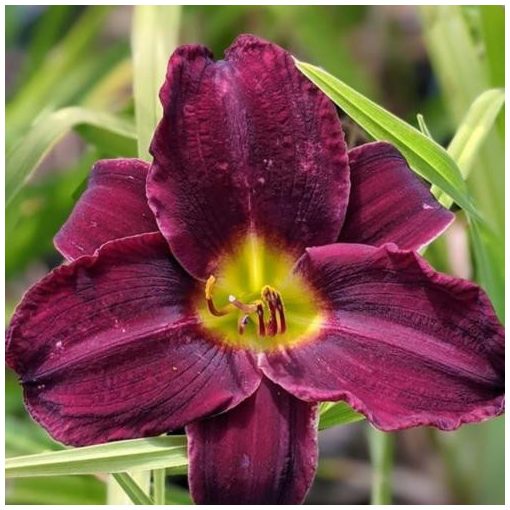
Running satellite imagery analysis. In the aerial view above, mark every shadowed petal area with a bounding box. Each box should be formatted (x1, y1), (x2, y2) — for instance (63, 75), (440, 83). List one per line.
(187, 377), (318, 504)
(6, 233), (260, 446)
(261, 243), (504, 431)
(339, 142), (454, 250)
(148, 34), (349, 279)
(55, 159), (158, 260)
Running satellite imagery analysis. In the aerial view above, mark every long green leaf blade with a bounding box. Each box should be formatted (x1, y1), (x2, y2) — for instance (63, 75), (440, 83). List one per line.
(295, 59), (479, 218)
(6, 436), (187, 478)
(131, 5), (181, 160)
(7, 6), (111, 134)
(319, 402), (364, 430)
(6, 107), (136, 204)
(112, 472), (154, 505)
(434, 88), (505, 207)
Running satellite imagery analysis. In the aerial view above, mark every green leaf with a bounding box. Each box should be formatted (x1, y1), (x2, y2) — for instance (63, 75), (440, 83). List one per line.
(7, 6), (112, 135)
(6, 436), (187, 478)
(152, 468), (166, 505)
(318, 402), (364, 430)
(112, 473), (154, 505)
(131, 5), (181, 160)
(416, 113), (432, 138)
(368, 427), (394, 504)
(420, 6), (488, 123)
(469, 218), (504, 320)
(433, 89), (504, 208)
(480, 6), (505, 88)
(6, 475), (106, 505)
(5, 150), (96, 278)
(6, 107), (136, 204)
(295, 59), (479, 219)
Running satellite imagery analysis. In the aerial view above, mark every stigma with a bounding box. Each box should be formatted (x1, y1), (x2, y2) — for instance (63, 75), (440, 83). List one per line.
(205, 276), (287, 337)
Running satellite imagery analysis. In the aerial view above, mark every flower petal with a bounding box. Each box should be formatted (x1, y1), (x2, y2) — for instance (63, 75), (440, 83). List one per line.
(7, 233), (260, 446)
(187, 377), (318, 504)
(148, 34), (349, 279)
(261, 243), (504, 431)
(54, 159), (158, 260)
(339, 142), (454, 250)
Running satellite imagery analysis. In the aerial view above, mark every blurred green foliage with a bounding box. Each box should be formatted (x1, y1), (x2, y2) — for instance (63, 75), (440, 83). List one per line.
(5, 5), (504, 505)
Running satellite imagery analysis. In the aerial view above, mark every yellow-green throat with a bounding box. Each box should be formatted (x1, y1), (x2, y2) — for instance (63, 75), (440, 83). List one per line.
(197, 234), (324, 351)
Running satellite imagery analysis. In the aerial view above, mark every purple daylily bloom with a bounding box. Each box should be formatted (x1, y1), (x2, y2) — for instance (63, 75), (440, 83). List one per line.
(6, 35), (504, 505)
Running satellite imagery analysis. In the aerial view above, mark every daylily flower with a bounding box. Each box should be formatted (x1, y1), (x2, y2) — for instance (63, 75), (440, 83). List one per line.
(6, 35), (504, 505)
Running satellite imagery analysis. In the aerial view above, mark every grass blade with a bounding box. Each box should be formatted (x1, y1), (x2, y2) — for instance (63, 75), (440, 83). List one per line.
(6, 107), (136, 204)
(131, 5), (181, 160)
(480, 6), (504, 88)
(319, 402), (364, 430)
(369, 427), (394, 504)
(6, 436), (187, 478)
(295, 59), (479, 219)
(7, 6), (111, 134)
(112, 472), (154, 505)
(434, 89), (505, 207)
(152, 468), (166, 505)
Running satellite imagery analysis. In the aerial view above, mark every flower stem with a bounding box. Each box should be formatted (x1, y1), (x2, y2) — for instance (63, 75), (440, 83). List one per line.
(368, 427), (394, 505)
(152, 468), (166, 505)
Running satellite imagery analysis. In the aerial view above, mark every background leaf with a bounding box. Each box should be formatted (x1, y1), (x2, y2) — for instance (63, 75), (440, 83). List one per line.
(6, 107), (136, 204)
(295, 59), (479, 218)
(6, 436), (187, 478)
(433, 88), (505, 208)
(319, 402), (364, 430)
(131, 5), (181, 160)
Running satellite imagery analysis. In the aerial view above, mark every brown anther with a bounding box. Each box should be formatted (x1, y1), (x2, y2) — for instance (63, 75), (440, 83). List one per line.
(275, 294), (286, 334)
(238, 314), (250, 335)
(266, 300), (278, 337)
(256, 303), (266, 337)
(261, 285), (286, 336)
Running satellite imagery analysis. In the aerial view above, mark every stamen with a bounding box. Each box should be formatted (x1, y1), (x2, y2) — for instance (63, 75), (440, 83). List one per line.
(256, 303), (266, 337)
(262, 285), (286, 336)
(205, 275), (230, 317)
(205, 279), (287, 338)
(267, 300), (277, 336)
(262, 287), (278, 337)
(275, 294), (286, 334)
(229, 295), (258, 314)
(238, 314), (250, 335)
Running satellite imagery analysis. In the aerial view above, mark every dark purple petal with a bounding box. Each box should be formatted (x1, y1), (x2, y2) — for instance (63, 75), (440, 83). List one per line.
(187, 377), (318, 504)
(54, 159), (158, 260)
(339, 142), (454, 250)
(261, 243), (504, 431)
(148, 34), (349, 279)
(7, 233), (260, 446)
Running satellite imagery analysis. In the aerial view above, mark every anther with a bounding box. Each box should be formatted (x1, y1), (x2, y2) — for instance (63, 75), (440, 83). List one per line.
(275, 294), (286, 334)
(262, 285), (286, 336)
(256, 303), (266, 337)
(238, 314), (250, 335)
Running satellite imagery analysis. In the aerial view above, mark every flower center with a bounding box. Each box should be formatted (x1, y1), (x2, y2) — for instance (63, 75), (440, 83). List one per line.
(206, 277), (287, 337)
(196, 234), (324, 351)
